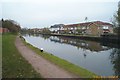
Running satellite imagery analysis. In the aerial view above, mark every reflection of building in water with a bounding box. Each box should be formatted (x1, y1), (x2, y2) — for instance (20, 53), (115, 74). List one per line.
(50, 36), (110, 52)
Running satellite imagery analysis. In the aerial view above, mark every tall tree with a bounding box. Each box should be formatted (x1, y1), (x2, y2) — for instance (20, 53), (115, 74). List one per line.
(110, 48), (120, 78)
(113, 1), (120, 35)
(2, 19), (21, 33)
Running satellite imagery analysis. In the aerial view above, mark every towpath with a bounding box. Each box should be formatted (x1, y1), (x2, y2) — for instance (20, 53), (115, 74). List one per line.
(15, 36), (78, 78)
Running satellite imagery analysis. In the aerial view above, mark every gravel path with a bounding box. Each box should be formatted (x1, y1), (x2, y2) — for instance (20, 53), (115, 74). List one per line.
(15, 36), (78, 78)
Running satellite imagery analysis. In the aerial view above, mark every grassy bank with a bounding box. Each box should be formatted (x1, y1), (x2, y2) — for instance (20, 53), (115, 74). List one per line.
(2, 33), (41, 78)
(21, 36), (97, 78)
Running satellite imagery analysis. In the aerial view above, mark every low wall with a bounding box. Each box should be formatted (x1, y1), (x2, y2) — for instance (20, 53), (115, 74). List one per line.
(101, 34), (120, 44)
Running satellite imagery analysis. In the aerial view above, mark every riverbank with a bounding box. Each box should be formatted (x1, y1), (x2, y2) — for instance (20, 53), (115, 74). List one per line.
(16, 36), (78, 78)
(21, 35), (97, 78)
(2, 33), (40, 78)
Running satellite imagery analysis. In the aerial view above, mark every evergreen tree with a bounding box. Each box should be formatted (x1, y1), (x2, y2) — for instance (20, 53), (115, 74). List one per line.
(113, 1), (120, 35)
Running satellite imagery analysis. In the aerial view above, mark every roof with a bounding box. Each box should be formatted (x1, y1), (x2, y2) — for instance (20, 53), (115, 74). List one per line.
(51, 24), (64, 28)
(64, 21), (113, 28)
(93, 21), (112, 26)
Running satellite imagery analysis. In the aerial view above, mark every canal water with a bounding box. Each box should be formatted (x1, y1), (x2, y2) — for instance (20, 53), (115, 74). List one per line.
(23, 34), (120, 77)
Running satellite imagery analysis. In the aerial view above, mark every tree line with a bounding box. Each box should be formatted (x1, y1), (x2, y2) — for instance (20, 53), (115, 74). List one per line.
(1, 19), (21, 33)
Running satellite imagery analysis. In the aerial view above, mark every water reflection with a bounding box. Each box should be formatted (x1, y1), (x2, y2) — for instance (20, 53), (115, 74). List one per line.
(41, 36), (111, 52)
(22, 34), (120, 77)
(40, 34), (120, 77)
(40, 35), (113, 59)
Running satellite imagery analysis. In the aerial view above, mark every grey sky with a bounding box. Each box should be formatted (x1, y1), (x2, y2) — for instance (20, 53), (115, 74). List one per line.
(1, 0), (119, 28)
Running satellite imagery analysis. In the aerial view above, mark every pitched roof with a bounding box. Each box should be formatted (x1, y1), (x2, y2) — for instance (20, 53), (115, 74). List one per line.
(93, 21), (112, 26)
(64, 21), (113, 28)
(51, 24), (64, 28)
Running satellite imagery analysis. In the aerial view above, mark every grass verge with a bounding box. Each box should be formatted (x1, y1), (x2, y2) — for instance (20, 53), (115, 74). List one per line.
(21, 35), (97, 78)
(2, 33), (41, 78)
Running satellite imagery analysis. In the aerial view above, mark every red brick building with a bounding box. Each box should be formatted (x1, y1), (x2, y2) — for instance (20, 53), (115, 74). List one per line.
(0, 28), (9, 33)
(60, 21), (113, 36)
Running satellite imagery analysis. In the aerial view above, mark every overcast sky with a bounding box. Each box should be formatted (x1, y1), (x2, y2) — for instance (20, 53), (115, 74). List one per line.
(1, 0), (119, 28)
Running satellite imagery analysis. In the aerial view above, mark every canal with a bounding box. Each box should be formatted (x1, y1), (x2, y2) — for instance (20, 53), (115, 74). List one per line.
(23, 34), (120, 77)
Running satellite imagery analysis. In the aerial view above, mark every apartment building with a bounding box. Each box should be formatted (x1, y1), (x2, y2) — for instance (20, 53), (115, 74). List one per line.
(60, 21), (113, 36)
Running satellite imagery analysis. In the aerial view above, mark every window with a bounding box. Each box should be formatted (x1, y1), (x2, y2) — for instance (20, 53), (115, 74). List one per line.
(75, 27), (77, 30)
(103, 26), (109, 29)
(82, 27), (86, 29)
(71, 28), (73, 30)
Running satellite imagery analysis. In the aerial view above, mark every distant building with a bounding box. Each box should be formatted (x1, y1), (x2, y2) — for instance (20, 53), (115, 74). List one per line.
(30, 28), (43, 33)
(59, 21), (113, 36)
(0, 28), (9, 33)
(50, 24), (64, 33)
